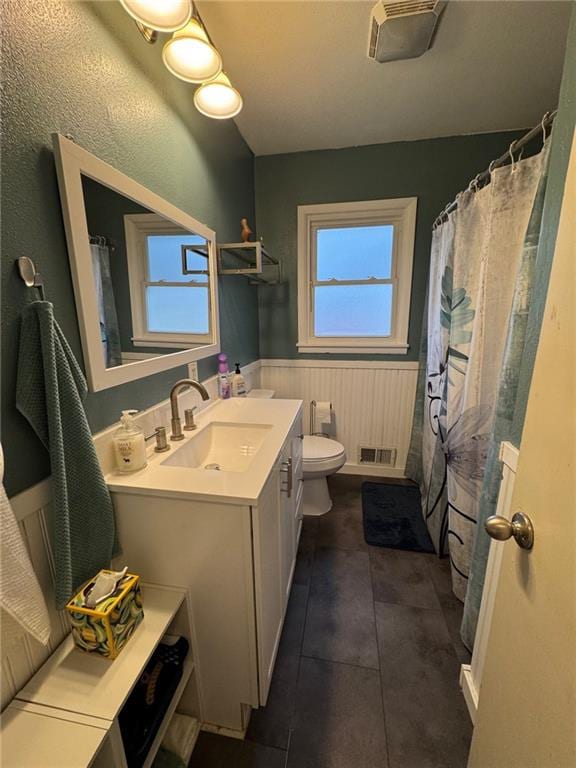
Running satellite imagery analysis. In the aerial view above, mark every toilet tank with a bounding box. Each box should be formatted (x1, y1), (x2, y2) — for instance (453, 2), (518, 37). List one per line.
(247, 389), (275, 399)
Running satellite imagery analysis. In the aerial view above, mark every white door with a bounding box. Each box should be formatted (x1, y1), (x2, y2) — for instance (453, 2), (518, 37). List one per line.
(468, 130), (576, 768)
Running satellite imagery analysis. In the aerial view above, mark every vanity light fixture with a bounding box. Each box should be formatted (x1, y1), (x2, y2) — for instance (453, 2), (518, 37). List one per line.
(119, 0), (192, 43)
(193, 72), (243, 119)
(162, 19), (222, 83)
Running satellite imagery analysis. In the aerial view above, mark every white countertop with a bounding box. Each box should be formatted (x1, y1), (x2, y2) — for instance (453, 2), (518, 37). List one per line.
(106, 398), (303, 505)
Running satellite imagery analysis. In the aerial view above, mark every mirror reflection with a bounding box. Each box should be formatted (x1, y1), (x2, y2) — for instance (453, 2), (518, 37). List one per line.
(82, 176), (212, 370)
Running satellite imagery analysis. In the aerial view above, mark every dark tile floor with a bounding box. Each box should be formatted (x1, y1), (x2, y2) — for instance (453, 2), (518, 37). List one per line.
(189, 475), (472, 768)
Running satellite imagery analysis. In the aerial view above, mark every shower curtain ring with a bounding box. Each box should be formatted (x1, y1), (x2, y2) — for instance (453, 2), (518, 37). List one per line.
(508, 140), (518, 172)
(467, 175), (479, 193)
(541, 111), (551, 142)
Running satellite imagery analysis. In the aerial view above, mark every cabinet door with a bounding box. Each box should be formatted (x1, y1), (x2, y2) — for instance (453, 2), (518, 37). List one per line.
(291, 420), (304, 549)
(280, 441), (295, 605)
(252, 469), (284, 705)
(280, 415), (304, 605)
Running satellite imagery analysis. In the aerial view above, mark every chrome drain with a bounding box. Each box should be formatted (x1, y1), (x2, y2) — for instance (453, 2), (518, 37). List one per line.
(205, 463), (221, 471)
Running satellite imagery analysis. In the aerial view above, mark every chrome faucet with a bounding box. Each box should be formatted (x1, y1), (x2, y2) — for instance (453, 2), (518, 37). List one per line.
(169, 379), (210, 441)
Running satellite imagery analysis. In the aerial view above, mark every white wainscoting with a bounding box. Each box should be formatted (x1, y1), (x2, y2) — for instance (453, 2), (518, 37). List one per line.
(260, 359), (419, 477)
(1, 482), (69, 711)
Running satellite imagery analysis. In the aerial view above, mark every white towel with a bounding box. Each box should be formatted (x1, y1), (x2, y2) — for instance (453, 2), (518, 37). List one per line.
(0, 444), (51, 646)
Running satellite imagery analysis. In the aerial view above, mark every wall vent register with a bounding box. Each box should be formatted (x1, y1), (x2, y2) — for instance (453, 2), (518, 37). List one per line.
(358, 446), (397, 467)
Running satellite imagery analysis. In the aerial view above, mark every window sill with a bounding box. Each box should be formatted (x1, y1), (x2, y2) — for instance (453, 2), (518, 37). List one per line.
(297, 341), (409, 355)
(132, 337), (208, 350)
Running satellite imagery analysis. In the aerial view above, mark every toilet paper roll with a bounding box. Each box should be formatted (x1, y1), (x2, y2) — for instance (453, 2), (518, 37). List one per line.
(314, 401), (332, 433)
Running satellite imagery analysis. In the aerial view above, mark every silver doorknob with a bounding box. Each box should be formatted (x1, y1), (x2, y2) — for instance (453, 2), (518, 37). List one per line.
(485, 512), (534, 550)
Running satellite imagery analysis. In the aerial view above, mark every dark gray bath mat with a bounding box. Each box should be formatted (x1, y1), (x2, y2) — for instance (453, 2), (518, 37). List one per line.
(362, 482), (435, 552)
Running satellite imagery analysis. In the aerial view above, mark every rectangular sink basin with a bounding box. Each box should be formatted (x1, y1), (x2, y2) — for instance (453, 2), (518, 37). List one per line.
(161, 422), (273, 473)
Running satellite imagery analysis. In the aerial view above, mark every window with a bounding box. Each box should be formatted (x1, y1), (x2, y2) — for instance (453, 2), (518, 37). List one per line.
(125, 214), (212, 348)
(297, 198), (417, 354)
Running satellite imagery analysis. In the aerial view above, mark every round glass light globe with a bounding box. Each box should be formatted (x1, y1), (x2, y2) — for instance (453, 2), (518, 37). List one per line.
(119, 0), (192, 32)
(163, 22), (222, 84)
(194, 74), (243, 119)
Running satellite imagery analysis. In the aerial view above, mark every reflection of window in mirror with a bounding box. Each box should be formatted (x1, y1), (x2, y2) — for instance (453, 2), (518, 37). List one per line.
(125, 214), (212, 349)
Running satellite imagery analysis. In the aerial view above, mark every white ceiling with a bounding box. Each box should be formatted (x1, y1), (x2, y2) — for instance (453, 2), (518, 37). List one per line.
(197, 0), (571, 156)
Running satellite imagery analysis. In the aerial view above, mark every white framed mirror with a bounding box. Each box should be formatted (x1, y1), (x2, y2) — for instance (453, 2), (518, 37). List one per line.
(52, 133), (220, 391)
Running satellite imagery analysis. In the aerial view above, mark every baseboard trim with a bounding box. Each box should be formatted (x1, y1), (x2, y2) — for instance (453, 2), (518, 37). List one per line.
(340, 462), (407, 478)
(459, 664), (478, 724)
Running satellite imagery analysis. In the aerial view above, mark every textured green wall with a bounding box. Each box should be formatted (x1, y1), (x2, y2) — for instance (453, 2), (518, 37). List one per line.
(511, 4), (576, 442)
(1, 0), (259, 497)
(254, 130), (528, 361)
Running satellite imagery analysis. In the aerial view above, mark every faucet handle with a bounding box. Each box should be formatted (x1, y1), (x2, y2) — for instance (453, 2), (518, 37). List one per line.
(184, 407), (198, 431)
(153, 426), (170, 453)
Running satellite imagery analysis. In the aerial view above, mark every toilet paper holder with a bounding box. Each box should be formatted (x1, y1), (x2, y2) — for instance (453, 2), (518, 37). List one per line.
(310, 400), (333, 436)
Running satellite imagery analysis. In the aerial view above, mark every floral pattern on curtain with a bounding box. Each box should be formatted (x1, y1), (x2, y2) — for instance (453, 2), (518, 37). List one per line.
(407, 142), (550, 644)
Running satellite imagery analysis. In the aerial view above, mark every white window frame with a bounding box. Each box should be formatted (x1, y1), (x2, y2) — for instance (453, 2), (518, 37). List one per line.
(125, 213), (212, 349)
(297, 198), (417, 354)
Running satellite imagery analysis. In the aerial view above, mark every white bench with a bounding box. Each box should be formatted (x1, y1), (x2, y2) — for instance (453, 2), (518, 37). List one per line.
(1, 584), (200, 767)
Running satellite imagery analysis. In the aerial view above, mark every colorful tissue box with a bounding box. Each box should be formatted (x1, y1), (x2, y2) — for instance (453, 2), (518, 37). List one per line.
(66, 571), (144, 659)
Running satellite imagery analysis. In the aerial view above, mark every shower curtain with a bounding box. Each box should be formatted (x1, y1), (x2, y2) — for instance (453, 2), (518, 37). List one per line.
(90, 243), (122, 368)
(407, 141), (550, 648)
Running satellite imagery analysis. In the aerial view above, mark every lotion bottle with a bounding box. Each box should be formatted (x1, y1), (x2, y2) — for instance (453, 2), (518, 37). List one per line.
(218, 353), (231, 399)
(113, 410), (147, 473)
(231, 363), (247, 397)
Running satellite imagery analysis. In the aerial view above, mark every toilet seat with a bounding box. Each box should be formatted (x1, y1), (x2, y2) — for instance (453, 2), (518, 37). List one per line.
(303, 436), (346, 473)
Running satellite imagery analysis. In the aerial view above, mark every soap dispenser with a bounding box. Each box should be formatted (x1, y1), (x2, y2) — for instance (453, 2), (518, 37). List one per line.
(231, 363), (247, 397)
(113, 410), (147, 473)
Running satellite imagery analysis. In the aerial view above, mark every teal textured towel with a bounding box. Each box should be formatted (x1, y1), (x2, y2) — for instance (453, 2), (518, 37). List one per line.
(16, 301), (116, 608)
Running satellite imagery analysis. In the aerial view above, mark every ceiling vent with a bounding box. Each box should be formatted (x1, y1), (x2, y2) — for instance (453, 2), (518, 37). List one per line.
(367, 0), (446, 63)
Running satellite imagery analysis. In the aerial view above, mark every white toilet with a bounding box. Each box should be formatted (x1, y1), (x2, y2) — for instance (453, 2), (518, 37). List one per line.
(302, 435), (346, 516)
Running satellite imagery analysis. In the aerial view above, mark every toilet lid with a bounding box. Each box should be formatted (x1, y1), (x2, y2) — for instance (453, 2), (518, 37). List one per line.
(303, 435), (345, 461)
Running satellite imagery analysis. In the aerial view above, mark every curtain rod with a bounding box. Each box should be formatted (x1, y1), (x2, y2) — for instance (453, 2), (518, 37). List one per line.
(433, 110), (557, 229)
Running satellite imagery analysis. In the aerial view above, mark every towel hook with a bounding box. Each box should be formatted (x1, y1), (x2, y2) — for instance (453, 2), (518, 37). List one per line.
(16, 257), (46, 301)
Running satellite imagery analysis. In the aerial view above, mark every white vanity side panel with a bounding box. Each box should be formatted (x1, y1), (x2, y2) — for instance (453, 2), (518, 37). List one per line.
(252, 469), (284, 706)
(112, 492), (258, 731)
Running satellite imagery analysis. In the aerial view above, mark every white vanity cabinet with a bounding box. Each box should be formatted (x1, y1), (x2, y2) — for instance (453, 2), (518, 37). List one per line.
(110, 404), (303, 735)
(253, 419), (304, 704)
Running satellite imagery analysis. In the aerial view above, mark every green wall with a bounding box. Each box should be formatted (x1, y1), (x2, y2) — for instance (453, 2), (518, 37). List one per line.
(511, 4), (576, 441)
(254, 130), (529, 361)
(1, 0), (259, 497)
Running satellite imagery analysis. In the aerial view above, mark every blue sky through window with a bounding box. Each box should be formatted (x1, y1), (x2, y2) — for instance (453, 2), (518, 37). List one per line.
(147, 234), (208, 282)
(314, 285), (392, 337)
(316, 225), (393, 281)
(314, 225), (393, 336)
(146, 286), (209, 334)
(146, 234), (209, 335)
